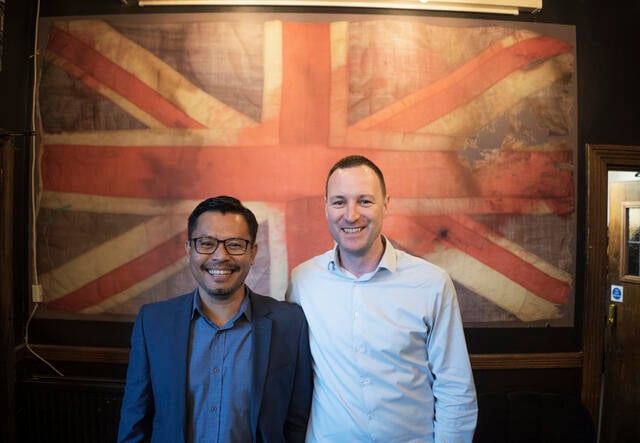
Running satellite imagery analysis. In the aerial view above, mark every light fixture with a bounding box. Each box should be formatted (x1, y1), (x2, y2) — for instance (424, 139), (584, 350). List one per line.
(137, 0), (542, 15)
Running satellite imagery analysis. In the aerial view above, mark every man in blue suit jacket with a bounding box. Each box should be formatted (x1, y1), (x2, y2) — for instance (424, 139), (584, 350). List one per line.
(118, 196), (312, 443)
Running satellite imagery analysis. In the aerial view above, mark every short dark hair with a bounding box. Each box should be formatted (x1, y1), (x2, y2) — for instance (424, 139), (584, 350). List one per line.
(326, 155), (386, 197)
(187, 196), (259, 243)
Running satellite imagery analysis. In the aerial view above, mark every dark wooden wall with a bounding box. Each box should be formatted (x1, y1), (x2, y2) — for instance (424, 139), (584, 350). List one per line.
(2, 0), (639, 441)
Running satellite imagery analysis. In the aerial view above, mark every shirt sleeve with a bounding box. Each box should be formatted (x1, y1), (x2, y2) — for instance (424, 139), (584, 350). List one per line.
(117, 307), (154, 443)
(428, 275), (478, 443)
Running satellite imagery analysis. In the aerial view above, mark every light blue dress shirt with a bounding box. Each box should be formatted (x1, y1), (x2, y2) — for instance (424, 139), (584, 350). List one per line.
(287, 237), (477, 443)
(187, 294), (253, 443)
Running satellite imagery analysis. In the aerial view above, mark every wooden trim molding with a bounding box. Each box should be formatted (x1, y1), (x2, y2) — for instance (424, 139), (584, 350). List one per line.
(16, 344), (131, 365)
(17, 344), (583, 370)
(471, 352), (583, 369)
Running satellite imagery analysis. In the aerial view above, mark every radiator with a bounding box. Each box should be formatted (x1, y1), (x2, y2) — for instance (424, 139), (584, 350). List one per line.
(18, 377), (124, 443)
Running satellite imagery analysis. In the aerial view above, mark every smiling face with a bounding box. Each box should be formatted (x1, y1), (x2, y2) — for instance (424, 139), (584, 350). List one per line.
(186, 211), (257, 303)
(325, 164), (389, 273)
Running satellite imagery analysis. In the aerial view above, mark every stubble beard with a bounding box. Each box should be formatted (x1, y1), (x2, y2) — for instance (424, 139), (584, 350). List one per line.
(193, 263), (243, 301)
(206, 289), (230, 299)
(203, 283), (241, 300)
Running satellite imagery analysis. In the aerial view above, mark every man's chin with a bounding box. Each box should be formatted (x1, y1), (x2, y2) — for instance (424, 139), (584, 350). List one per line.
(204, 287), (235, 299)
(338, 242), (368, 257)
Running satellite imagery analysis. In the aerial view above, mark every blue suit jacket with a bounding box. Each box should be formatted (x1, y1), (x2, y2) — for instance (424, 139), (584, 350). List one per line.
(117, 287), (313, 443)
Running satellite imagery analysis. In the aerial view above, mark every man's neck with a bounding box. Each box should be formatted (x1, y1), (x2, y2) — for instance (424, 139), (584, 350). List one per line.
(338, 236), (386, 278)
(199, 287), (246, 327)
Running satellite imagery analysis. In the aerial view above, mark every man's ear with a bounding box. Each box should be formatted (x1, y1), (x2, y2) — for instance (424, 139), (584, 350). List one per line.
(184, 240), (191, 261)
(383, 195), (390, 215)
(250, 242), (259, 265)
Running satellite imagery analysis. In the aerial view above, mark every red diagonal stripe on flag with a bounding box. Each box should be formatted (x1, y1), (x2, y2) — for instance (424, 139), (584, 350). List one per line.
(46, 232), (187, 312)
(48, 25), (206, 129)
(387, 214), (569, 304)
(367, 36), (573, 132)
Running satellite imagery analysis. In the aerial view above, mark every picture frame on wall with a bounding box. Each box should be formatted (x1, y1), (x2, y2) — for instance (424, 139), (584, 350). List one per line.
(34, 11), (577, 328)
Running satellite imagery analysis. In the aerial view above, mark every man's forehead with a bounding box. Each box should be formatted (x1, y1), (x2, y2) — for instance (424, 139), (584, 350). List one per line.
(327, 190), (377, 198)
(329, 166), (381, 188)
(194, 211), (249, 231)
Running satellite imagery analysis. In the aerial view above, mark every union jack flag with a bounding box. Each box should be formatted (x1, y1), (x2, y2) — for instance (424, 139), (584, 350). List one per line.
(36, 14), (576, 324)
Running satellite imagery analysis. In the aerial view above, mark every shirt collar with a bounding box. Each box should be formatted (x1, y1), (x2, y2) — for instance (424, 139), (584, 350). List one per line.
(327, 235), (397, 276)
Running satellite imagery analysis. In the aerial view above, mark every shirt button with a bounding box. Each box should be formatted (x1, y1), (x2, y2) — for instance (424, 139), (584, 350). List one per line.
(213, 367), (220, 373)
(368, 413), (374, 420)
(211, 406), (217, 412)
(360, 378), (370, 385)
(354, 311), (360, 319)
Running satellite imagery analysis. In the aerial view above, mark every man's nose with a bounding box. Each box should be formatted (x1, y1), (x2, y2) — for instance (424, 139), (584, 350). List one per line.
(212, 242), (231, 258)
(345, 202), (359, 222)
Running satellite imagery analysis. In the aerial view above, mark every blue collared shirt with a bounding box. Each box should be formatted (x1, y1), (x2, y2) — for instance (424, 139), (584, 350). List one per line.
(287, 238), (477, 443)
(187, 293), (253, 443)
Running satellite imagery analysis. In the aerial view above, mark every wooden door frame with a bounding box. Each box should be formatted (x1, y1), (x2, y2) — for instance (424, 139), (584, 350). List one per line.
(583, 144), (640, 423)
(1, 136), (16, 441)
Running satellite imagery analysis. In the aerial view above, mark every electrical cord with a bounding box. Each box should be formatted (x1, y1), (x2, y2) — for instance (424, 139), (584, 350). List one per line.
(23, 0), (64, 377)
(25, 304), (64, 377)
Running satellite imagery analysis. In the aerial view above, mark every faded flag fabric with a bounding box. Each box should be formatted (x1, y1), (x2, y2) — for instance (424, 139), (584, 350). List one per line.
(36, 14), (576, 325)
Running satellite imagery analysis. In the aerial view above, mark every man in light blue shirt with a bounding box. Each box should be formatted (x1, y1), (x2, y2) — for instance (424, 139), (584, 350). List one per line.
(287, 155), (477, 442)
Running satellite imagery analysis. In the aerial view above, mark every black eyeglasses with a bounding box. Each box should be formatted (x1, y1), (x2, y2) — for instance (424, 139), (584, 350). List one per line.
(190, 236), (251, 256)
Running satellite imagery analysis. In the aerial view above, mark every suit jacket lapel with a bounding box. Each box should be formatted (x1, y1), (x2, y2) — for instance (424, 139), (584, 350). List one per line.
(248, 289), (272, 438)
